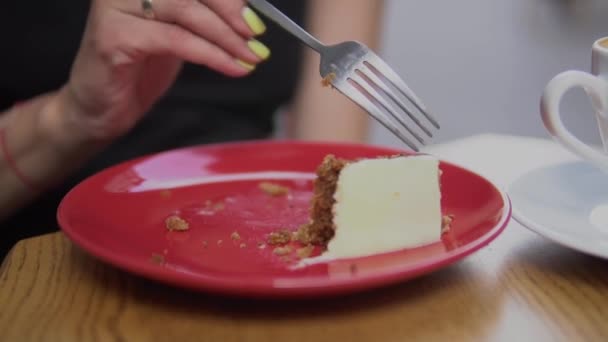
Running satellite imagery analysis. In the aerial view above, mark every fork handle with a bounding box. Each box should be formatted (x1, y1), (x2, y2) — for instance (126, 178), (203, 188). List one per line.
(247, 0), (325, 53)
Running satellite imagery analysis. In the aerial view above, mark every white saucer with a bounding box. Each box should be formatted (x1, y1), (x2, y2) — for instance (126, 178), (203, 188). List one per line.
(509, 161), (608, 259)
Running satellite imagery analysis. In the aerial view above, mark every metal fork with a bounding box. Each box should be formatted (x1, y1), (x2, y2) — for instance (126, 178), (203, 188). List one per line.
(248, 0), (440, 151)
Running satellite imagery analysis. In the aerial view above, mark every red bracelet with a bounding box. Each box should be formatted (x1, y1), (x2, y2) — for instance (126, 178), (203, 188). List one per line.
(0, 121), (40, 193)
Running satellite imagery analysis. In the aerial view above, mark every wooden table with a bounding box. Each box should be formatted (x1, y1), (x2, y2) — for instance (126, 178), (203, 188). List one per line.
(1, 225), (607, 342)
(1, 135), (608, 341)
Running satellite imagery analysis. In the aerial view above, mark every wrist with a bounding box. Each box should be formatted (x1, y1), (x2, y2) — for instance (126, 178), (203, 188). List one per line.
(38, 87), (109, 154)
(0, 91), (104, 191)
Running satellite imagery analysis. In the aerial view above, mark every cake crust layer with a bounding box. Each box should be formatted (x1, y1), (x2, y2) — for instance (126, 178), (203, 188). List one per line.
(297, 155), (347, 245)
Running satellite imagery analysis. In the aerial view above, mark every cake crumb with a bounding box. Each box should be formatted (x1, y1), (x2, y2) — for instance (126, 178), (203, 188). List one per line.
(296, 245), (314, 259)
(294, 223), (314, 245)
(442, 214), (454, 234)
(240, 243), (247, 249)
(280, 256), (293, 263)
(273, 246), (292, 256)
(267, 230), (292, 245)
(322, 72), (336, 87)
(165, 215), (189, 231)
(200, 200), (225, 216)
(231, 231), (241, 241)
(259, 182), (290, 196)
(258, 242), (267, 250)
(150, 253), (165, 265)
(217, 240), (223, 246)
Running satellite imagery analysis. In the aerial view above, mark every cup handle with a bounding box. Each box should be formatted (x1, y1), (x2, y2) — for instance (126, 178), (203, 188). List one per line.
(541, 70), (608, 166)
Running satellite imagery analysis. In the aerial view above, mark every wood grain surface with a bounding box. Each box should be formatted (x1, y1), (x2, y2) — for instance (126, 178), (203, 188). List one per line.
(1, 225), (607, 342)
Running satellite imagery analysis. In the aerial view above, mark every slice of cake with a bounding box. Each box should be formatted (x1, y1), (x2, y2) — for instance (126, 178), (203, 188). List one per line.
(297, 154), (442, 260)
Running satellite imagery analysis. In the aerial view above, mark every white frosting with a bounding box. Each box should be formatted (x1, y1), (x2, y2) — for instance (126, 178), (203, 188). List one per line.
(321, 155), (442, 260)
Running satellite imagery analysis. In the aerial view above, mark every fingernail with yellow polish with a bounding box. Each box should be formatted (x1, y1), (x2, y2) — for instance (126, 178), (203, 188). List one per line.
(248, 40), (271, 60)
(236, 59), (256, 72)
(242, 7), (266, 36)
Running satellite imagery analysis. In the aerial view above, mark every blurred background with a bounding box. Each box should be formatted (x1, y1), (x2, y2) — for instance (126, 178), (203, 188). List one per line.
(367, 0), (608, 147)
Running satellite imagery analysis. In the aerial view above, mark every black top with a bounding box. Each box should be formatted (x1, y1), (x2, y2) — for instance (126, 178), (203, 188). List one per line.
(0, 1), (308, 255)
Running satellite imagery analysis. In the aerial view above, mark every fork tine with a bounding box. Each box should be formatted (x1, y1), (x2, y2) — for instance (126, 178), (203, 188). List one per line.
(333, 79), (420, 152)
(365, 55), (440, 129)
(349, 72), (425, 144)
(356, 65), (433, 138)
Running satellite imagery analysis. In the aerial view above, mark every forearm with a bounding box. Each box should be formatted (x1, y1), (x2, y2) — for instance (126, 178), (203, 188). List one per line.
(0, 89), (103, 220)
(287, 0), (385, 142)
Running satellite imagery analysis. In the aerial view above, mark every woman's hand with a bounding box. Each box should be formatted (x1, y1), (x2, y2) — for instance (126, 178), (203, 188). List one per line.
(53, 0), (270, 144)
(0, 0), (271, 218)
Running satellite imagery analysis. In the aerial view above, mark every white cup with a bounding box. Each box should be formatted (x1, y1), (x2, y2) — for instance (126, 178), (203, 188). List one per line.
(541, 36), (608, 173)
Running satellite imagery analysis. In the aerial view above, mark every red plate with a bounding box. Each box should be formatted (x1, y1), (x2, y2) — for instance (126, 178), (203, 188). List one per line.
(58, 140), (510, 298)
